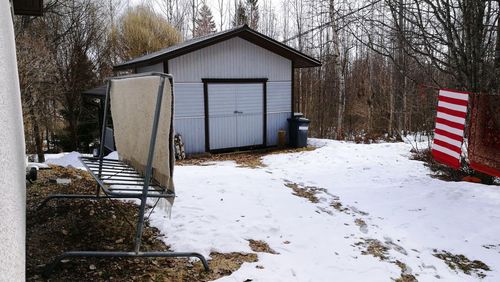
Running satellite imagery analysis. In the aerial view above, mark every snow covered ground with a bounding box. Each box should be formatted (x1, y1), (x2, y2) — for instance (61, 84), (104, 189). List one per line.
(46, 139), (500, 281)
(44, 152), (88, 169)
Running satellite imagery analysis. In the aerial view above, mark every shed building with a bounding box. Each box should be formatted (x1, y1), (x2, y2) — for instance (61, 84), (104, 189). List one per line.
(111, 25), (320, 154)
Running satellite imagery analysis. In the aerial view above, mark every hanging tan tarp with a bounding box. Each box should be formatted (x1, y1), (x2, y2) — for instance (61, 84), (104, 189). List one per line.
(109, 76), (175, 199)
(467, 94), (500, 177)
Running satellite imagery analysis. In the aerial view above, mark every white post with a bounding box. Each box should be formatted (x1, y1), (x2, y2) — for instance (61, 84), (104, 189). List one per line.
(0, 0), (26, 279)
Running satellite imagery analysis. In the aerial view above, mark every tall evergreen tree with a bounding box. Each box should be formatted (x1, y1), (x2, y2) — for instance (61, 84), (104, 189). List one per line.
(194, 3), (217, 37)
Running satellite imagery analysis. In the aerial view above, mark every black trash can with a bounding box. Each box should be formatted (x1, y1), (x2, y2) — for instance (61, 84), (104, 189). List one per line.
(288, 116), (310, 148)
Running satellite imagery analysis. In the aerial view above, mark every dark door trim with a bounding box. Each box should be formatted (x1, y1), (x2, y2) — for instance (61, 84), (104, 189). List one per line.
(202, 78), (268, 152)
(291, 61), (295, 113)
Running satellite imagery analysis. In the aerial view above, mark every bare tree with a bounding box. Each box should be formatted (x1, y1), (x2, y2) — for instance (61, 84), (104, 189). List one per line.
(329, 0), (347, 139)
(386, 0), (499, 93)
(156, 0), (192, 38)
(217, 0), (225, 30)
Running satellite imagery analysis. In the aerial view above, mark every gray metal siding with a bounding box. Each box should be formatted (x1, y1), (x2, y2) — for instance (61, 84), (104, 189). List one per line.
(266, 82), (292, 146)
(169, 37), (292, 82)
(174, 83), (204, 118)
(267, 112), (292, 145)
(175, 118), (205, 154)
(173, 83), (205, 154)
(136, 62), (163, 73)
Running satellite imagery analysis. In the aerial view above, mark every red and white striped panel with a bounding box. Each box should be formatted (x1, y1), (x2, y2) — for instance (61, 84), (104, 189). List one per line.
(432, 89), (470, 169)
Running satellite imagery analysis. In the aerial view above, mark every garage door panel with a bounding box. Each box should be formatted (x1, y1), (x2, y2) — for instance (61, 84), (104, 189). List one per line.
(236, 84), (263, 114)
(237, 114), (263, 147)
(209, 116), (237, 150)
(235, 83), (263, 147)
(208, 84), (236, 116)
(237, 100), (263, 114)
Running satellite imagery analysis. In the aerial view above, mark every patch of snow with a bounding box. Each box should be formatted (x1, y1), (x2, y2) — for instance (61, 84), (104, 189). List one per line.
(44, 151), (118, 169)
(147, 140), (500, 281)
(105, 151), (119, 160)
(44, 152), (86, 170)
(26, 162), (49, 170)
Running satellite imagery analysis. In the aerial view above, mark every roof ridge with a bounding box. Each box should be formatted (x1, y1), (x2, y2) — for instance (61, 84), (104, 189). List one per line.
(114, 24), (320, 70)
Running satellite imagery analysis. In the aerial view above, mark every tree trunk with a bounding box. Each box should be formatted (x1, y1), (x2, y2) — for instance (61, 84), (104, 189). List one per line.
(67, 110), (79, 151)
(330, 0), (346, 139)
(367, 54), (374, 133)
(46, 127), (50, 153)
(28, 102), (45, 162)
(192, 0), (197, 37)
(388, 75), (394, 135)
(393, 0), (405, 135)
(495, 0), (500, 92)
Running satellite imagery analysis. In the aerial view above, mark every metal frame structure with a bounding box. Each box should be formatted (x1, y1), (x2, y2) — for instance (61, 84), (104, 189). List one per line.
(40, 72), (209, 277)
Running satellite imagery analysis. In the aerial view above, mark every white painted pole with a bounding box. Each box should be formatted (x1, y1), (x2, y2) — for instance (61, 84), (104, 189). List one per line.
(0, 0), (26, 279)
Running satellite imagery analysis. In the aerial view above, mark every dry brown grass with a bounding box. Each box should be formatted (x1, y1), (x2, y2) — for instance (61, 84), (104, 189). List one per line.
(178, 146), (316, 169)
(355, 238), (389, 261)
(283, 181), (327, 203)
(247, 240), (278, 254)
(355, 238), (418, 281)
(411, 148), (496, 184)
(434, 250), (490, 278)
(394, 260), (418, 282)
(395, 273), (418, 282)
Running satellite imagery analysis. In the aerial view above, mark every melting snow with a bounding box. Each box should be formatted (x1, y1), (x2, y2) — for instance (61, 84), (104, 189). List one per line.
(44, 152), (86, 169)
(45, 139), (500, 281)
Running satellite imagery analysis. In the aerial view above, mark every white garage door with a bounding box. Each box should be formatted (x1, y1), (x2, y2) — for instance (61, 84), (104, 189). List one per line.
(208, 83), (264, 150)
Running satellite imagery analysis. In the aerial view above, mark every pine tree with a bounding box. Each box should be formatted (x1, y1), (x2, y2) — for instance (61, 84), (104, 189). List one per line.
(232, 1), (247, 26)
(194, 3), (217, 37)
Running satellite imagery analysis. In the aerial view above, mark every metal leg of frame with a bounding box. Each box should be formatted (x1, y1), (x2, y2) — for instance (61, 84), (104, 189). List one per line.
(133, 77), (166, 254)
(37, 194), (116, 210)
(42, 251), (209, 277)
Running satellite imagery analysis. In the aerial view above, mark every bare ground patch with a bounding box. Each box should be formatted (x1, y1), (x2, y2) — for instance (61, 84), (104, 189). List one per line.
(283, 181), (327, 203)
(394, 260), (418, 282)
(410, 148), (496, 185)
(355, 238), (390, 260)
(433, 250), (490, 279)
(178, 146), (316, 168)
(355, 238), (417, 281)
(283, 180), (418, 280)
(354, 218), (368, 233)
(483, 244), (500, 253)
(247, 240), (279, 254)
(27, 167), (257, 281)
